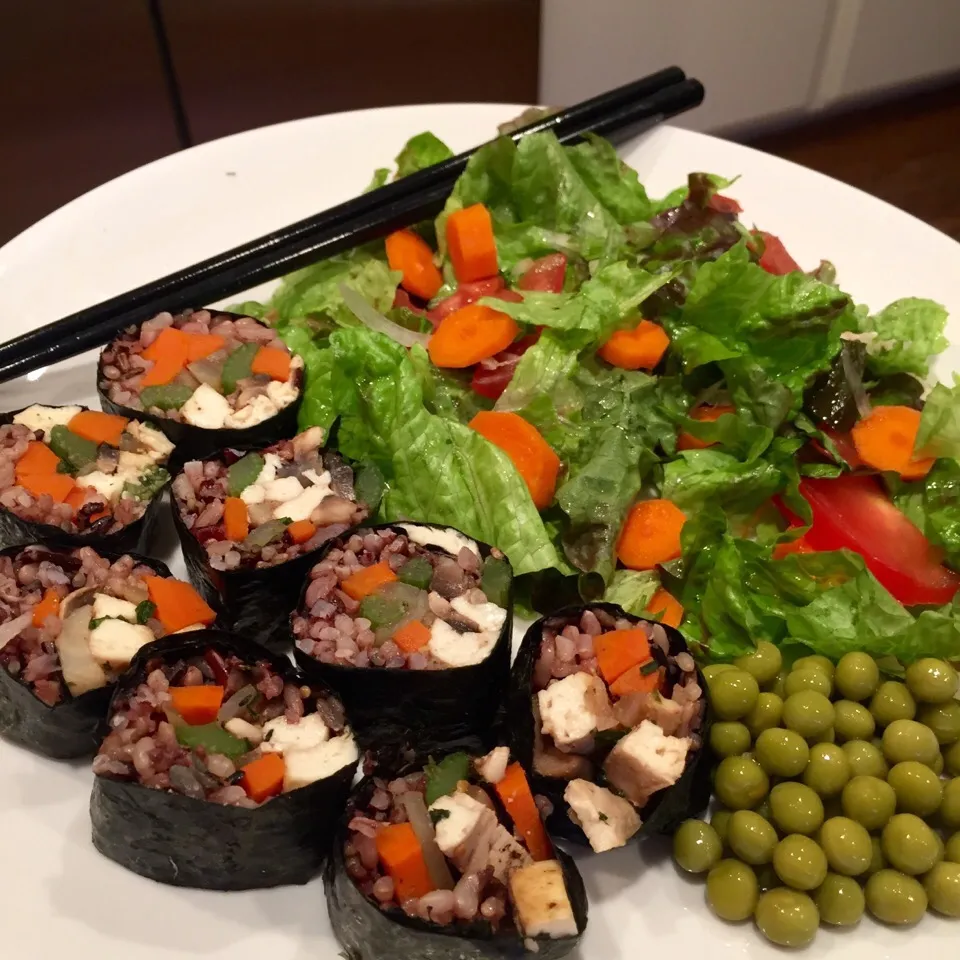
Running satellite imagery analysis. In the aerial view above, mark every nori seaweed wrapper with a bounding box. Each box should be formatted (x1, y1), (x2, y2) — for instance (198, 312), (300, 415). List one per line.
(96, 312), (303, 466)
(0, 545), (172, 759)
(294, 523), (514, 758)
(506, 602), (713, 844)
(89, 629), (356, 890)
(0, 405), (169, 555)
(326, 770), (588, 960)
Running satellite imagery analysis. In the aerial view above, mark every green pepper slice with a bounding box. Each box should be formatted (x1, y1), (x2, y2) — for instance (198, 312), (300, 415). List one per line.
(221, 342), (259, 395)
(140, 384), (194, 411)
(49, 425), (99, 476)
(480, 556), (511, 607)
(227, 452), (265, 496)
(175, 721), (249, 759)
(397, 556), (433, 591)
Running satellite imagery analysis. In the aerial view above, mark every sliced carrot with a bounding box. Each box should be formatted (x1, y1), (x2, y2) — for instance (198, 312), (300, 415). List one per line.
(446, 203), (499, 283)
(19, 472), (75, 504)
(598, 320), (670, 370)
(386, 229), (443, 300)
(240, 752), (286, 804)
(677, 404), (737, 451)
(375, 822), (436, 900)
(251, 346), (292, 382)
(286, 519), (317, 544)
(140, 327), (189, 387)
(223, 497), (249, 542)
(494, 762), (552, 861)
(645, 588), (684, 629)
(67, 410), (129, 447)
(772, 536), (815, 560)
(851, 405), (934, 478)
(594, 628), (653, 685)
(182, 332), (226, 362)
(393, 619), (431, 653)
(144, 576), (217, 633)
(342, 560), (398, 601)
(15, 441), (61, 478)
(617, 499), (686, 570)
(468, 411), (560, 509)
(428, 304), (519, 368)
(32, 587), (61, 628)
(169, 685), (224, 725)
(610, 662), (664, 698)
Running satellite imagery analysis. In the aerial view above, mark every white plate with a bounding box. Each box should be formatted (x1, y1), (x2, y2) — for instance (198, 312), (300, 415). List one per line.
(1, 103), (958, 960)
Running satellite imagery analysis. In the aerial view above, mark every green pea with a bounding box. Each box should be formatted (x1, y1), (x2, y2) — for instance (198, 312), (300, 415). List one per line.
(905, 658), (959, 704)
(881, 813), (940, 875)
(703, 664), (736, 682)
(815, 872), (865, 926)
(782, 690), (834, 739)
(918, 700), (960, 745)
(755, 863), (780, 892)
(768, 671), (788, 698)
(939, 777), (960, 830)
(734, 641), (782, 686)
(709, 669), (760, 721)
(744, 693), (783, 739)
(754, 888), (819, 948)
(945, 831), (960, 864)
(932, 751), (945, 776)
(833, 700), (876, 742)
(709, 721), (751, 759)
(755, 727), (809, 778)
(705, 859), (759, 921)
(923, 861), (960, 917)
(882, 718), (940, 765)
(793, 654), (834, 678)
(808, 727), (836, 746)
(842, 739), (888, 779)
(727, 810), (779, 866)
(802, 743), (851, 798)
(834, 652), (880, 701)
(841, 775), (897, 831)
(769, 782), (824, 836)
(714, 756), (769, 810)
(784, 669), (832, 699)
(945, 740), (960, 776)
(865, 836), (886, 877)
(870, 681), (916, 727)
(673, 819), (723, 874)
(865, 869), (927, 925)
(710, 809), (732, 847)
(887, 761), (943, 817)
(818, 816), (872, 876)
(772, 834), (828, 890)
(754, 798), (773, 822)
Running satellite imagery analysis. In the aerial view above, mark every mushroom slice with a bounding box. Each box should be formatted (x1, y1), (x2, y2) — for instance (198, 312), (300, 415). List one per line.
(56, 608), (107, 697)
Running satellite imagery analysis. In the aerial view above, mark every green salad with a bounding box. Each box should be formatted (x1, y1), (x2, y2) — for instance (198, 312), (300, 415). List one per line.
(236, 127), (960, 667)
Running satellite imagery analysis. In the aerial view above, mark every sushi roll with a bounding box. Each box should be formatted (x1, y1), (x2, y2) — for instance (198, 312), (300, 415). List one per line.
(98, 308), (304, 463)
(326, 748), (587, 960)
(171, 428), (369, 651)
(292, 522), (513, 754)
(90, 630), (358, 890)
(0, 544), (215, 759)
(0, 404), (173, 553)
(507, 603), (711, 853)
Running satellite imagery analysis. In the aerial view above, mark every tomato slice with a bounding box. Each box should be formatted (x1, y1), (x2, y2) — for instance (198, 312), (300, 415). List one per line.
(393, 288), (428, 316)
(470, 331), (541, 400)
(518, 253), (567, 293)
(758, 232), (801, 275)
(809, 427), (864, 470)
(708, 194), (743, 215)
(785, 475), (960, 606)
(428, 277), (506, 326)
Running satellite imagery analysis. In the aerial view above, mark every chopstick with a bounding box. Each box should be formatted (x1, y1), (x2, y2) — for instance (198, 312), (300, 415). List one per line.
(0, 69), (704, 384)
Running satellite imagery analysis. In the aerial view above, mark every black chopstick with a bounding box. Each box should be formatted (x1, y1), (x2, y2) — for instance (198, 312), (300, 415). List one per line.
(0, 71), (703, 384)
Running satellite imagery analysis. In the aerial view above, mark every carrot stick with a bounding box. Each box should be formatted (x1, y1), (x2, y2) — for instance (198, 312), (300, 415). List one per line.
(468, 411), (560, 509)
(617, 499), (686, 570)
(286, 519), (317, 544)
(446, 203), (499, 283)
(141, 327), (189, 386)
(169, 685), (224, 725)
(67, 410), (129, 447)
(428, 304), (519, 368)
(598, 320), (670, 370)
(645, 588), (684, 628)
(594, 628), (653, 684)
(144, 576), (217, 633)
(375, 822), (436, 900)
(182, 332), (226, 362)
(851, 405), (934, 478)
(386, 229), (443, 300)
(341, 560), (398, 601)
(494, 762), (552, 861)
(251, 346), (292, 382)
(240, 752), (286, 803)
(677, 404), (737, 451)
(610, 662), (664, 698)
(393, 619), (431, 653)
(15, 441), (61, 478)
(19, 472), (75, 504)
(223, 497), (249, 542)
(32, 587), (61, 628)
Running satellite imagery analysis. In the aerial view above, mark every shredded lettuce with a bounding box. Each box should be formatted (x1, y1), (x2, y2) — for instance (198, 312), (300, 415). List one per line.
(858, 298), (949, 378)
(603, 570), (660, 616)
(918, 375), (960, 461)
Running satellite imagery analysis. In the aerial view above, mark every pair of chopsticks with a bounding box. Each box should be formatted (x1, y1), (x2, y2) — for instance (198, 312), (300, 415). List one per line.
(0, 68), (704, 385)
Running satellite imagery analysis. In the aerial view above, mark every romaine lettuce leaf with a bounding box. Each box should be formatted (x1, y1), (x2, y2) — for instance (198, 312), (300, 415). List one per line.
(279, 321), (337, 432)
(858, 298), (948, 378)
(891, 460), (960, 570)
(394, 132), (454, 179)
(603, 569), (660, 615)
(918, 375), (960, 461)
(662, 448), (786, 516)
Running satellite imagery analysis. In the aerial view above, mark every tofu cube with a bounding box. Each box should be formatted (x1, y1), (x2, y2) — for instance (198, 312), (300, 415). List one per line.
(282, 732), (359, 791)
(429, 792), (498, 868)
(487, 824), (534, 882)
(537, 672), (617, 751)
(224, 718), (263, 745)
(92, 593), (138, 622)
(125, 420), (175, 460)
(181, 384), (231, 429)
(13, 404), (82, 442)
(603, 719), (691, 807)
(223, 394), (278, 429)
(88, 618), (156, 669)
(508, 860), (578, 939)
(563, 779), (641, 853)
(260, 712), (329, 754)
(80, 471), (126, 505)
(475, 745), (510, 784)
(428, 619), (499, 668)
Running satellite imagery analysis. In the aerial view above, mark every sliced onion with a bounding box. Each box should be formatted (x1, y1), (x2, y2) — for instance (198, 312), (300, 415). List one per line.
(0, 612), (34, 650)
(841, 344), (872, 420)
(399, 791), (455, 890)
(218, 683), (257, 722)
(187, 357), (222, 388)
(339, 283), (430, 349)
